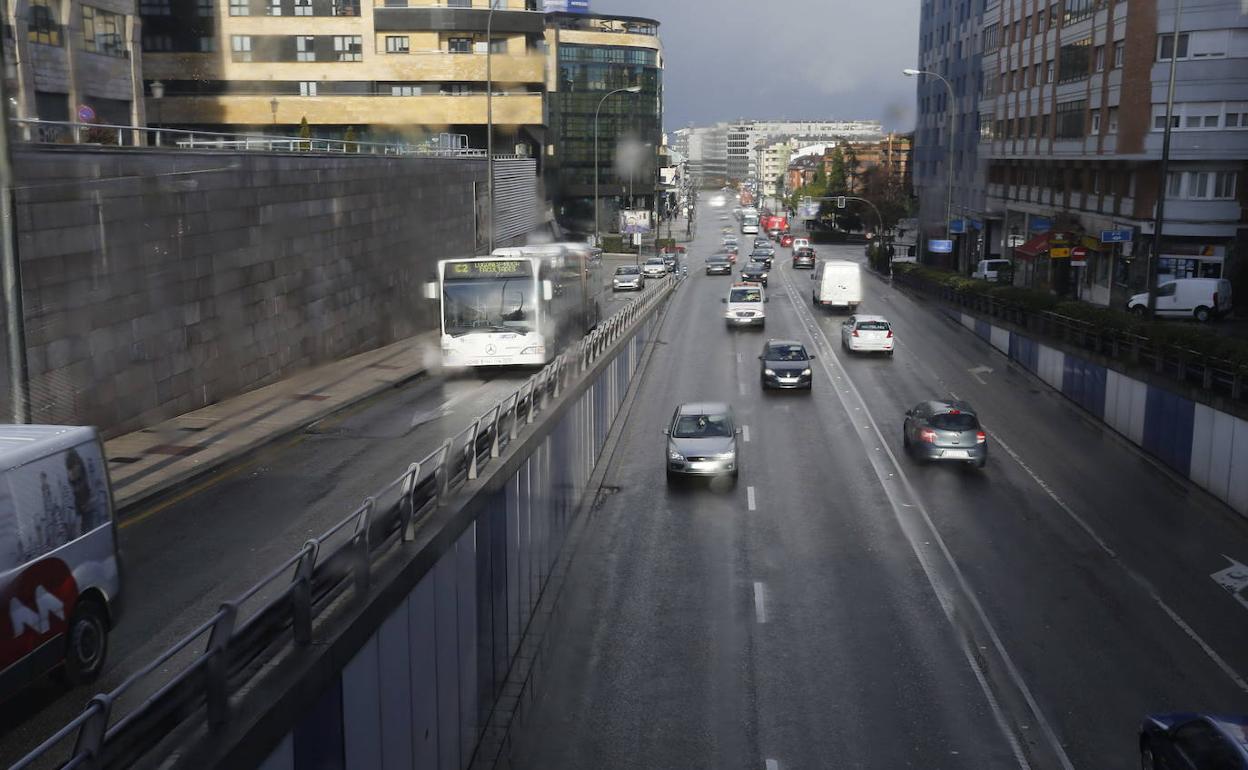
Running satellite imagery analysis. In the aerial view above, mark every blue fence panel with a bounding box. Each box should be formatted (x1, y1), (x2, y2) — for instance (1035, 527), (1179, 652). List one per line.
(1143, 386), (1195, 473)
(974, 318), (992, 342)
(1009, 333), (1040, 373)
(292, 678), (344, 770)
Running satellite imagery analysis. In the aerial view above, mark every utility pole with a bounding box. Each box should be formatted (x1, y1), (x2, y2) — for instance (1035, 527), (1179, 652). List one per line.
(1147, 0), (1184, 319)
(0, 36), (29, 422)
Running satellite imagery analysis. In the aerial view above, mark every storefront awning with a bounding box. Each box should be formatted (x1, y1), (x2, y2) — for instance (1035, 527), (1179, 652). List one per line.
(1014, 231), (1051, 259)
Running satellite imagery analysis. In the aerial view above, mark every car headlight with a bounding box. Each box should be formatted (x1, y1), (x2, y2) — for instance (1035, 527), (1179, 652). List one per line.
(801, 368), (812, 376)
(764, 368), (776, 375)
(761, 272), (768, 278)
(714, 452), (736, 460)
(668, 450), (684, 461)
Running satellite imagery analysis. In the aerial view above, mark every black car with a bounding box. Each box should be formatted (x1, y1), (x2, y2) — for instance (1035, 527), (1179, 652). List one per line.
(662, 253), (678, 272)
(740, 260), (770, 286)
(706, 255), (733, 275)
(902, 399), (987, 468)
(793, 247), (816, 268)
(1140, 712), (1248, 769)
(759, 339), (814, 390)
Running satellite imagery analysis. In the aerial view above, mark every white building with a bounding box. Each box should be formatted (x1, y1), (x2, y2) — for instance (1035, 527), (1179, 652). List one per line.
(726, 119), (884, 181)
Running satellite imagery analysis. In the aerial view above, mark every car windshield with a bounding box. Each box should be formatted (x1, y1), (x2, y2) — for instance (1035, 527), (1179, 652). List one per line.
(766, 345), (808, 361)
(616, 266), (640, 275)
(730, 287), (762, 302)
(930, 413), (980, 431)
(646, 259), (665, 266)
(672, 413), (733, 438)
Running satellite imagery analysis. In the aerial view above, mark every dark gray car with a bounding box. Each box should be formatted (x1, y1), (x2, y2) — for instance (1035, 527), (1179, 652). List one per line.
(902, 399), (987, 468)
(706, 255), (733, 275)
(664, 402), (740, 483)
(759, 339), (814, 390)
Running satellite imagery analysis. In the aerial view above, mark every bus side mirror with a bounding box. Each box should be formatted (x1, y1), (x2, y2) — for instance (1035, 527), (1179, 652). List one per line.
(542, 280), (554, 301)
(422, 281), (438, 300)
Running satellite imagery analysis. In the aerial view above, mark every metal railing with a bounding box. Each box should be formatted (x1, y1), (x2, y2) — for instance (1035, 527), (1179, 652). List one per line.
(893, 269), (1247, 403)
(11, 119), (486, 158)
(12, 275), (677, 770)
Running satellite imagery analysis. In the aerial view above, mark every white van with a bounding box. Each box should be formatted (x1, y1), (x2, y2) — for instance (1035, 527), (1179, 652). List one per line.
(972, 259), (1013, 282)
(723, 281), (767, 327)
(791, 237), (810, 255)
(0, 425), (121, 699)
(811, 259), (863, 311)
(1127, 277), (1233, 322)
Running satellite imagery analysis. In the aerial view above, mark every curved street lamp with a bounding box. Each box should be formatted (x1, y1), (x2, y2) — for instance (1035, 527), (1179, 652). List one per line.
(904, 68), (956, 249)
(593, 85), (642, 248)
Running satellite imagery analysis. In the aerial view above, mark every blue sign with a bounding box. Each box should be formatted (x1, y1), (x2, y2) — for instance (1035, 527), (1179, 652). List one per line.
(543, 0), (589, 10)
(77, 104), (95, 123)
(949, 219), (966, 234)
(1029, 216), (1053, 233)
(1100, 229), (1133, 244)
(970, 219), (984, 231)
(929, 239), (954, 254)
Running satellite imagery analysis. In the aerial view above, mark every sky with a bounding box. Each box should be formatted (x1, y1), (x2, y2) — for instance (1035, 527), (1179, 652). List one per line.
(591, 0), (921, 133)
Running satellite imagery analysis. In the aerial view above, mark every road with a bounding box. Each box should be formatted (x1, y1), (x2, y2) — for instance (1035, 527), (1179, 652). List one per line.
(0, 254), (661, 766)
(507, 202), (1248, 769)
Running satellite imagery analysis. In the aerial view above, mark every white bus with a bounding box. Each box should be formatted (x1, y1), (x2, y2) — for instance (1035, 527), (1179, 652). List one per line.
(741, 209), (760, 235)
(436, 243), (604, 368)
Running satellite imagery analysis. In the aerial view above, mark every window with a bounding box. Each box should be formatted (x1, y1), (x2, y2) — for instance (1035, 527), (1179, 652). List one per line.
(1064, 0), (1093, 23)
(1188, 29), (1229, 58)
(1056, 99), (1087, 138)
(385, 35), (409, 53)
(1041, 113), (1049, 135)
(294, 0), (312, 15)
(1037, 7), (1046, 28)
(1046, 58), (1055, 83)
(1094, 45), (1105, 71)
(1048, 2), (1058, 27)
(1033, 63), (1042, 85)
(1113, 40), (1124, 67)
(1091, 110), (1101, 133)
(980, 113), (995, 139)
(490, 38), (507, 54)
(389, 84), (419, 96)
(1107, 106), (1118, 133)
(229, 0), (249, 15)
(1214, 170), (1238, 198)
(196, 0), (212, 15)
(231, 34), (252, 61)
(299, 81), (318, 96)
(1165, 170), (1238, 199)
(82, 5), (126, 56)
(334, 35), (362, 61)
(268, 0), (281, 15)
(446, 83), (472, 95)
(1157, 32), (1189, 60)
(333, 0), (360, 14)
(197, 35), (216, 51)
(28, 0), (61, 46)
(1059, 38), (1092, 82)
(141, 0), (172, 14)
(1226, 102), (1248, 128)
(447, 0), (471, 5)
(1152, 102), (1231, 131)
(448, 37), (472, 54)
(143, 33), (172, 51)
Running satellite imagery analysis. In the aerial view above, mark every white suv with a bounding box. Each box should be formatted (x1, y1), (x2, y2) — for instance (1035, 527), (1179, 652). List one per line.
(791, 237), (810, 254)
(723, 281), (766, 328)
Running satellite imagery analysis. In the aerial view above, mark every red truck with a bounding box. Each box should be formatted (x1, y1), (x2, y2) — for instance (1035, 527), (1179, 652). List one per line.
(763, 215), (789, 240)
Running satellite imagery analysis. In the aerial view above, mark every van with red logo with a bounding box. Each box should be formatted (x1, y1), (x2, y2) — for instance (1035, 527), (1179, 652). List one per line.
(0, 425), (121, 700)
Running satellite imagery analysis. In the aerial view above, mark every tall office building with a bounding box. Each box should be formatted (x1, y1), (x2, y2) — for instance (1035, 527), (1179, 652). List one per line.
(978, 0), (1247, 304)
(674, 123), (728, 187)
(913, 0), (988, 270)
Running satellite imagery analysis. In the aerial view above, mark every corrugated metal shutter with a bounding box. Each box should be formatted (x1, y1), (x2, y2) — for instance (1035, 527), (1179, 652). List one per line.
(492, 157), (538, 245)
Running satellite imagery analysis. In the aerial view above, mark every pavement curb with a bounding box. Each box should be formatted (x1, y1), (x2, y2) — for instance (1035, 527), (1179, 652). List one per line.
(113, 366), (430, 518)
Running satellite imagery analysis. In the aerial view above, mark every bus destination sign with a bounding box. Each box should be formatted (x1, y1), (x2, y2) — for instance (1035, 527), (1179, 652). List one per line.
(446, 260), (531, 278)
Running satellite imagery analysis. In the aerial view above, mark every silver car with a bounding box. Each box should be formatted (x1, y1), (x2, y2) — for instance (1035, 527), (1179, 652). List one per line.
(902, 399), (987, 468)
(642, 257), (668, 278)
(664, 402), (740, 483)
(612, 265), (643, 292)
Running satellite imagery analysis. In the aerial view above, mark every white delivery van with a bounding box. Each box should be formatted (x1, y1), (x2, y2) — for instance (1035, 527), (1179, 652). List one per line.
(811, 259), (863, 311)
(1127, 277), (1233, 322)
(723, 281), (767, 328)
(972, 259), (1013, 282)
(0, 425), (121, 700)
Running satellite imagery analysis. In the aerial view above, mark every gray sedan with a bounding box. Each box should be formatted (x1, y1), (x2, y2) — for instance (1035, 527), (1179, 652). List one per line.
(612, 265), (643, 291)
(902, 399), (987, 468)
(664, 402), (740, 483)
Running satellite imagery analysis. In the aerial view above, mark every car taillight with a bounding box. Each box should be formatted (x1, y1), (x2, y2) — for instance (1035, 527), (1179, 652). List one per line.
(852, 329), (860, 337)
(976, 431), (986, 444)
(920, 428), (937, 443)
(885, 329), (893, 338)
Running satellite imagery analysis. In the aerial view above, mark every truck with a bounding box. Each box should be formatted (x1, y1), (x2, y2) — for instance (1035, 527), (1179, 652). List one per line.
(763, 215), (789, 240)
(810, 259), (862, 311)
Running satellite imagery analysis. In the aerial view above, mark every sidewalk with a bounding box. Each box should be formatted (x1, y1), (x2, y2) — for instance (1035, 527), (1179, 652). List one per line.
(105, 332), (434, 512)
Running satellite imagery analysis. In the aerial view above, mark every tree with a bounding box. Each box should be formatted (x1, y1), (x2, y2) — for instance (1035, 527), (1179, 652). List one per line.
(842, 142), (860, 193)
(818, 147), (848, 220)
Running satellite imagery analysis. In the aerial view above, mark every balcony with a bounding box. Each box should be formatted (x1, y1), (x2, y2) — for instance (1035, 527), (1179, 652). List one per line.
(155, 93), (544, 127)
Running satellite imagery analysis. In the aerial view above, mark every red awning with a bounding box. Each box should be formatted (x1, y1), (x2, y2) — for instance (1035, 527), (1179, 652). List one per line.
(1014, 231), (1051, 259)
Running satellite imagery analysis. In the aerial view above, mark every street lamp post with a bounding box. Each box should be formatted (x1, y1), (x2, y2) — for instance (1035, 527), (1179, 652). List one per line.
(593, 85), (641, 249)
(149, 80), (165, 147)
(485, 0), (497, 253)
(903, 68), (956, 264)
(1146, 0), (1185, 318)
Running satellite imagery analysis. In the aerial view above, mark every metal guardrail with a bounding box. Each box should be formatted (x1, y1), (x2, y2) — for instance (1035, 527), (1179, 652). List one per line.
(12, 275), (677, 770)
(11, 119), (485, 158)
(893, 270), (1247, 403)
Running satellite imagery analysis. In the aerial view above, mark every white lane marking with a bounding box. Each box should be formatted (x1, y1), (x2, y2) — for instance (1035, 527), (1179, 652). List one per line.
(742, 424), (751, 442)
(737, 352), (743, 363)
(968, 364), (994, 385)
(991, 422), (1248, 693)
(765, 760), (779, 770)
(739, 381), (748, 396)
(777, 267), (1043, 770)
(753, 581), (768, 623)
(747, 486), (757, 511)
(1212, 556), (1248, 613)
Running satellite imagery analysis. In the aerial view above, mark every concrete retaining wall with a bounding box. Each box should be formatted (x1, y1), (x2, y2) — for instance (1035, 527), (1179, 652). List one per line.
(948, 307), (1248, 516)
(3, 148), (535, 437)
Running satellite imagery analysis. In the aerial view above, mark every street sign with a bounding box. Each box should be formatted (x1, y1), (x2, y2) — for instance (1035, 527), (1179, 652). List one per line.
(77, 104), (95, 122)
(1071, 246), (1088, 258)
(1050, 247), (1071, 258)
(929, 239), (954, 254)
(1029, 216), (1053, 233)
(1100, 229), (1133, 244)
(836, 196), (846, 209)
(949, 218), (966, 234)
(619, 209), (651, 234)
(1071, 261), (1088, 267)
(1007, 234), (1026, 247)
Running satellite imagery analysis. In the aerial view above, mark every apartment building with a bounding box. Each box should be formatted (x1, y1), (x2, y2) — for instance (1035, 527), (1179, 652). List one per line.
(913, 0), (988, 270)
(673, 123), (727, 187)
(139, 0), (547, 148)
(4, 0), (145, 127)
(978, 0), (1247, 304)
(760, 137), (800, 198)
(726, 119), (883, 182)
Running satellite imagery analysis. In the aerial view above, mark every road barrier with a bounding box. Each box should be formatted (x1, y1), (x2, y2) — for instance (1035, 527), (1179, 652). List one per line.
(13, 276), (678, 770)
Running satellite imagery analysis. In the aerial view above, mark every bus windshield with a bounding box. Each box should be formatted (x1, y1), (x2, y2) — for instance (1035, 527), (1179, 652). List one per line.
(443, 277), (535, 336)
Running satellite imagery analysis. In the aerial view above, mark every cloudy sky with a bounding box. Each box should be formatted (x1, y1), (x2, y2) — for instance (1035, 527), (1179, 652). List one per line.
(591, 0), (921, 133)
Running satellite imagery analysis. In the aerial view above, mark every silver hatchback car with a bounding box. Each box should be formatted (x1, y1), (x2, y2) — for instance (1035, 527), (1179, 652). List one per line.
(902, 399), (987, 468)
(664, 402), (740, 483)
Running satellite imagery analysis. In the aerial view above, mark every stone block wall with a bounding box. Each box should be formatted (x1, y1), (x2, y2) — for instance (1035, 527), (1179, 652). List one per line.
(1, 147), (492, 436)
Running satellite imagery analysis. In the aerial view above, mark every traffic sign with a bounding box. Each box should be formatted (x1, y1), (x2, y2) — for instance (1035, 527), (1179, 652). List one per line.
(77, 104), (95, 122)
(1071, 261), (1087, 267)
(949, 219), (966, 234)
(1071, 246), (1088, 259)
(1050, 247), (1071, 258)
(929, 239), (954, 254)
(1100, 229), (1132, 244)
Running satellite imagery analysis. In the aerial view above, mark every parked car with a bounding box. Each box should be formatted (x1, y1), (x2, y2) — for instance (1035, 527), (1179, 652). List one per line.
(972, 259), (1013, 282)
(723, 281), (767, 328)
(902, 400), (987, 469)
(811, 259), (862, 310)
(706, 255), (733, 275)
(759, 339), (814, 390)
(841, 315), (894, 355)
(1139, 712), (1248, 769)
(664, 403), (741, 483)
(792, 247), (816, 269)
(0, 425), (122, 701)
(1127, 277), (1233, 322)
(740, 260), (769, 286)
(612, 265), (643, 292)
(642, 257), (668, 278)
